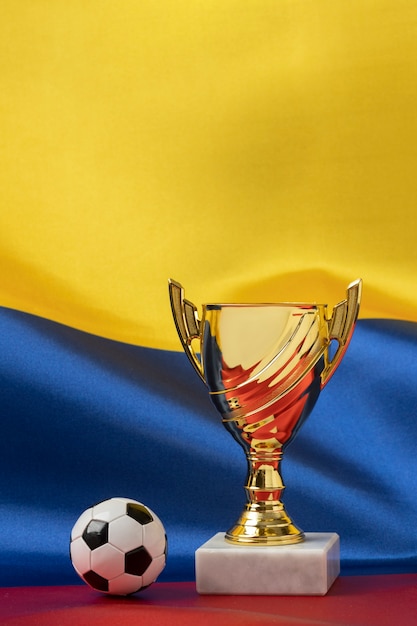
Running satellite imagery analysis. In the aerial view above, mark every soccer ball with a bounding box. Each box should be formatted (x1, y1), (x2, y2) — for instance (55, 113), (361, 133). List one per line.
(70, 497), (167, 595)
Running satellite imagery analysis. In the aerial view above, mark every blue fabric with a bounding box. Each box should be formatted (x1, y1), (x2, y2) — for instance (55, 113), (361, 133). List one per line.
(0, 308), (416, 586)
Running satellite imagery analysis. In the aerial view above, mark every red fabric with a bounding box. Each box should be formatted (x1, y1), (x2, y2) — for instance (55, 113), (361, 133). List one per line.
(1, 577), (417, 625)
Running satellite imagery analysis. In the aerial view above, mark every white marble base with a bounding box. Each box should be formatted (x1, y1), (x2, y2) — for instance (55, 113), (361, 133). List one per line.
(195, 532), (340, 596)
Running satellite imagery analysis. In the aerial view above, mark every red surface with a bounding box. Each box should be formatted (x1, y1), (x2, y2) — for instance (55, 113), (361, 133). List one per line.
(1, 576), (417, 625)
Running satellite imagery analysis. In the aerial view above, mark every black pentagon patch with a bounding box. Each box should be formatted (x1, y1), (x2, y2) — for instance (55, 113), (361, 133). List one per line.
(82, 519), (108, 550)
(127, 502), (153, 525)
(83, 570), (109, 592)
(125, 546), (152, 576)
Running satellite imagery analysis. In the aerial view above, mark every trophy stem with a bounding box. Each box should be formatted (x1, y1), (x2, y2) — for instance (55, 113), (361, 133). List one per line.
(225, 450), (304, 545)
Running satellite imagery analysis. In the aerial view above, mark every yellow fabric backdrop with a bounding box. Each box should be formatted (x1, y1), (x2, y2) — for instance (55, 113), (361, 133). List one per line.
(0, 1), (416, 350)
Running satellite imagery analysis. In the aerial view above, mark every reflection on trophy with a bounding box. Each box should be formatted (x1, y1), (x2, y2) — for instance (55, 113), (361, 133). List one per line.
(169, 278), (362, 549)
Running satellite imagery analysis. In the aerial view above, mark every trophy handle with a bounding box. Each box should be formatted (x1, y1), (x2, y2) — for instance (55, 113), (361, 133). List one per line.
(321, 278), (362, 388)
(168, 279), (205, 383)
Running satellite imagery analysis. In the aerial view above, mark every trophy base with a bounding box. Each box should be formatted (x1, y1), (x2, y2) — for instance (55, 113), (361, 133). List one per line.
(225, 501), (305, 545)
(195, 532), (340, 596)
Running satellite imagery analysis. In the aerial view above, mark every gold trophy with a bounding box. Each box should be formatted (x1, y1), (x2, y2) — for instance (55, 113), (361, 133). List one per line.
(169, 278), (362, 594)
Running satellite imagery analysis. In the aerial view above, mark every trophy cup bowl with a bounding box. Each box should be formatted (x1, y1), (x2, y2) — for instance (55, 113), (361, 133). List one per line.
(169, 278), (362, 547)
